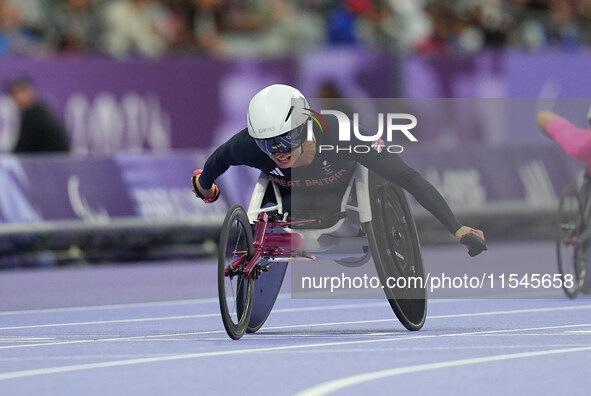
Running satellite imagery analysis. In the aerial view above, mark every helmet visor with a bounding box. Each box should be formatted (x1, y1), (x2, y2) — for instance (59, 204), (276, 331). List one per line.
(254, 124), (306, 155)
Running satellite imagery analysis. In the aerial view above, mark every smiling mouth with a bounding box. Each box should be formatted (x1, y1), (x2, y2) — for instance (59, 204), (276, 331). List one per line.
(272, 153), (292, 164)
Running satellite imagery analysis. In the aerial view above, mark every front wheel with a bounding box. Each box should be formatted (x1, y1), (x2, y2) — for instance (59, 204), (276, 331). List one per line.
(366, 172), (427, 331)
(218, 205), (255, 339)
(557, 184), (585, 298)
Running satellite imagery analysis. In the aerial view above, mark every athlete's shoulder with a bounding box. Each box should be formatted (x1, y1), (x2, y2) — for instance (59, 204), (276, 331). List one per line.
(224, 128), (257, 152)
(240, 127), (262, 148)
(224, 128), (271, 166)
(227, 128), (253, 143)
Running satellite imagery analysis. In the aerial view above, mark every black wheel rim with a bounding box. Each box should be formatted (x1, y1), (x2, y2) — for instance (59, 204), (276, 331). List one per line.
(379, 187), (413, 275)
(557, 184), (583, 298)
(222, 218), (250, 324)
(372, 182), (426, 328)
(218, 206), (254, 339)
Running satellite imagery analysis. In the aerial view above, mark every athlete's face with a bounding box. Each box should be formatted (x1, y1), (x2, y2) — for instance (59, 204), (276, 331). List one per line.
(269, 146), (302, 168)
(9, 84), (36, 110)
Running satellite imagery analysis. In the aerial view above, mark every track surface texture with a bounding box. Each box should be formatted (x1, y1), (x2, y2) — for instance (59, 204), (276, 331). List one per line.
(1, 241), (590, 395)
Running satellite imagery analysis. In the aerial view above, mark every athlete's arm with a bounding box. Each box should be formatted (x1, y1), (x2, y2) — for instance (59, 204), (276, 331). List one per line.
(316, 116), (462, 235)
(355, 150), (486, 255)
(355, 151), (462, 234)
(195, 129), (264, 193)
(537, 110), (591, 165)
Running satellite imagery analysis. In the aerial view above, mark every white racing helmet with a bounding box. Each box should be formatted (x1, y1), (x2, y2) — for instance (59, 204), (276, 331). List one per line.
(247, 84), (309, 155)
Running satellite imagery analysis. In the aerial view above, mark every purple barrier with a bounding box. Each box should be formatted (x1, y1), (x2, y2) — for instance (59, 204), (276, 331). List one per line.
(403, 52), (506, 98)
(404, 50), (591, 100)
(403, 51), (591, 143)
(1, 145), (575, 225)
(297, 47), (394, 98)
(116, 154), (228, 221)
(0, 50), (589, 154)
(0, 52), (394, 155)
(0, 154), (228, 226)
(20, 157), (134, 222)
(0, 58), (295, 154)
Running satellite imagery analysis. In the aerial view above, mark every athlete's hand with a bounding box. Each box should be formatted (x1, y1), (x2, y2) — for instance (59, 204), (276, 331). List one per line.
(191, 170), (220, 203)
(456, 226), (487, 257)
(536, 111), (558, 131)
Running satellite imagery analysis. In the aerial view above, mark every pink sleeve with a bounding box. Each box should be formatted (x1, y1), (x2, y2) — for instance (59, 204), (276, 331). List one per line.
(546, 116), (591, 166)
(546, 116), (576, 137)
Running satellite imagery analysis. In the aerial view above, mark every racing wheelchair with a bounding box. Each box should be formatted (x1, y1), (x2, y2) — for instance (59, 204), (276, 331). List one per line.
(217, 165), (427, 339)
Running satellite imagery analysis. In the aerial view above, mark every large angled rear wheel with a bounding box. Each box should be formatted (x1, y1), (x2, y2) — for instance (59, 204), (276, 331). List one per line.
(246, 261), (288, 333)
(366, 172), (427, 331)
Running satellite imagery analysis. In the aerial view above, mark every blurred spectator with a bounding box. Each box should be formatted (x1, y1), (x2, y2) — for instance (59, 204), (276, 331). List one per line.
(0, 1), (46, 56)
(190, 0), (225, 55)
(383, 0), (431, 51)
(161, 0), (200, 54)
(574, 0), (591, 44)
(45, 0), (102, 55)
(5, 76), (70, 154)
(326, 3), (358, 45)
(217, 0), (277, 57)
(315, 80), (354, 119)
(101, 0), (174, 59)
(547, 0), (578, 48)
(0, 0), (591, 58)
(175, 0), (324, 58)
(3, 0), (46, 35)
(316, 80), (344, 98)
(416, 1), (453, 56)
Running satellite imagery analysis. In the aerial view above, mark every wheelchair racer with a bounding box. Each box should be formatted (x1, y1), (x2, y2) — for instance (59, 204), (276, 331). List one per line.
(192, 84), (487, 257)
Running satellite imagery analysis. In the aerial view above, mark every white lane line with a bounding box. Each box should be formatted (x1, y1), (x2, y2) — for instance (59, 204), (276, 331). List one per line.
(266, 305), (591, 330)
(0, 294), (404, 316)
(564, 330), (591, 334)
(0, 298), (220, 316)
(0, 302), (389, 331)
(0, 322), (589, 382)
(428, 304), (591, 319)
(0, 314), (218, 331)
(0, 296), (499, 316)
(294, 346), (591, 396)
(3, 303), (590, 332)
(2, 318), (404, 351)
(0, 338), (54, 342)
(2, 305), (591, 350)
(248, 344), (591, 352)
(176, 323), (591, 343)
(459, 333), (591, 337)
(0, 354), (175, 362)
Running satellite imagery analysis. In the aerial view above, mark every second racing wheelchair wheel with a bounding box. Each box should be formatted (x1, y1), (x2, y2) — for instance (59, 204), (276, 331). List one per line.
(556, 184), (586, 299)
(218, 205), (255, 339)
(365, 171), (427, 331)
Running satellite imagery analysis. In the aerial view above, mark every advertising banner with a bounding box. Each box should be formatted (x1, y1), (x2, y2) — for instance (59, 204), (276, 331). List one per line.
(0, 154), (227, 226)
(0, 58), (295, 154)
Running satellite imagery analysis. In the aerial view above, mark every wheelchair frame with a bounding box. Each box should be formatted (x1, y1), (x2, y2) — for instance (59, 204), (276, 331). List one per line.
(246, 164), (373, 255)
